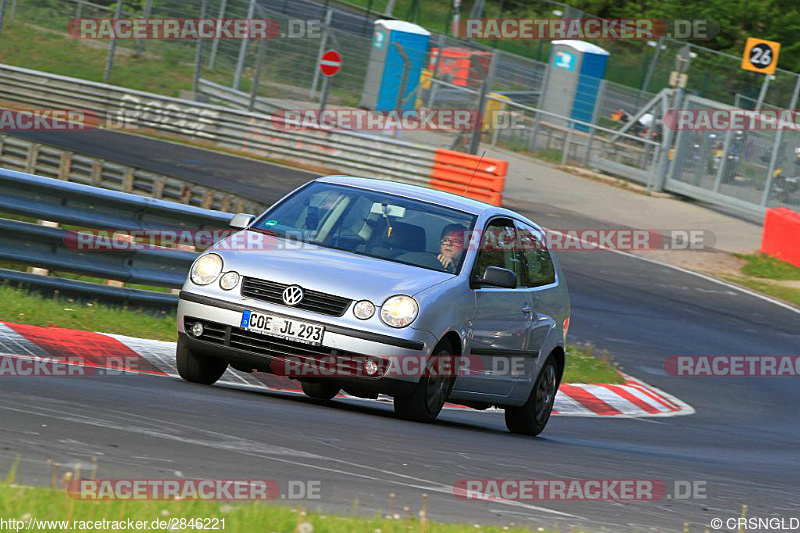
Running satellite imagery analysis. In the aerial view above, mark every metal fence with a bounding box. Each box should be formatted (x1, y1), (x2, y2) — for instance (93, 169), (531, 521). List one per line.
(0, 167), (235, 308)
(0, 63), (439, 186)
(3, 0), (800, 220)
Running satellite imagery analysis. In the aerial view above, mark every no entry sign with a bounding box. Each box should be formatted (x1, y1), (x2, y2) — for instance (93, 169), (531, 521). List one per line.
(319, 50), (341, 76)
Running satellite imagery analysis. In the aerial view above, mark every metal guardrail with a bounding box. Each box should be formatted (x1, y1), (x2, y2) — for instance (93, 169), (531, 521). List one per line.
(0, 134), (266, 214)
(0, 63), (438, 187)
(0, 168), (237, 308)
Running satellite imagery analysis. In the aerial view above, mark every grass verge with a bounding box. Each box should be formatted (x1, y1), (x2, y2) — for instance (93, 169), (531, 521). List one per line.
(0, 481), (556, 533)
(0, 284), (622, 384)
(565, 344), (624, 384)
(736, 253), (800, 281)
(0, 284), (176, 341)
(0, 22), (195, 97)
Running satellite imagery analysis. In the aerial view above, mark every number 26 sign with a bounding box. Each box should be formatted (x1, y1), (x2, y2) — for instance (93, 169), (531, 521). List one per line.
(741, 38), (781, 75)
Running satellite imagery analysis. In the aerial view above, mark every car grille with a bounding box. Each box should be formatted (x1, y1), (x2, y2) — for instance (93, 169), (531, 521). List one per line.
(184, 317), (386, 377)
(240, 277), (352, 317)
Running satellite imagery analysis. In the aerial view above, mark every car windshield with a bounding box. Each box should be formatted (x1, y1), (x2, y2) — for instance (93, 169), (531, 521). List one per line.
(251, 182), (477, 274)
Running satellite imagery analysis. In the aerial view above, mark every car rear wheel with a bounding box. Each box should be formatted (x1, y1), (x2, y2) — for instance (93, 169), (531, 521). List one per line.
(505, 355), (559, 436)
(301, 381), (340, 401)
(175, 336), (228, 385)
(394, 340), (456, 423)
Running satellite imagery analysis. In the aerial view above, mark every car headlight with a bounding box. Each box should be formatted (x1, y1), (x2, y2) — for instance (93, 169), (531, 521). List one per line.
(380, 295), (418, 328)
(353, 300), (375, 320)
(190, 253), (223, 285)
(219, 271), (240, 290)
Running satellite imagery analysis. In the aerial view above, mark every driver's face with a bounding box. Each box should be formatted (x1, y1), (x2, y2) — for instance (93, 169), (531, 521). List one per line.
(440, 231), (465, 257)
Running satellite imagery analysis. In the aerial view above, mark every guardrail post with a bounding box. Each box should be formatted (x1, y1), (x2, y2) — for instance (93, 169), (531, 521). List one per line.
(58, 152), (72, 180)
(122, 168), (135, 192)
(28, 221), (60, 277)
(25, 143), (40, 174)
(180, 185), (193, 204)
(202, 191), (214, 209)
(561, 121), (574, 167)
(154, 177), (165, 199)
(91, 160), (103, 186)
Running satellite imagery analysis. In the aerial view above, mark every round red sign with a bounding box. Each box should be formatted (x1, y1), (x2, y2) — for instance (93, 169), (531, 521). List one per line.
(319, 50), (342, 76)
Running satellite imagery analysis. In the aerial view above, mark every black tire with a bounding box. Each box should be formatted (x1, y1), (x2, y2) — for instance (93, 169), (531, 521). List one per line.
(301, 381), (340, 401)
(393, 340), (456, 423)
(175, 336), (228, 385)
(505, 355), (559, 436)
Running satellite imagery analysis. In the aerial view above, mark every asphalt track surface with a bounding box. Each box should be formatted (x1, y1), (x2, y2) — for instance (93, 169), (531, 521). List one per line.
(2, 129), (800, 531)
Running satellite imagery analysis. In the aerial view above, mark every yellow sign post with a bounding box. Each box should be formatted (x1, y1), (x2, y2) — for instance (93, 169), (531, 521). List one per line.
(742, 38), (781, 111)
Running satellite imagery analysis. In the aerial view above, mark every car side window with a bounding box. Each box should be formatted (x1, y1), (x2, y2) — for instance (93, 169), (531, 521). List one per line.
(518, 223), (556, 287)
(475, 219), (524, 287)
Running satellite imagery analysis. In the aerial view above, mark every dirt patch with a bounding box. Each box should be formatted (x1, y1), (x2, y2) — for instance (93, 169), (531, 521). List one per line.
(632, 249), (746, 277)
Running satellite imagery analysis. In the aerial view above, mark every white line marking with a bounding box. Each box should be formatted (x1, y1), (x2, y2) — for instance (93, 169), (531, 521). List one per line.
(546, 228), (800, 316)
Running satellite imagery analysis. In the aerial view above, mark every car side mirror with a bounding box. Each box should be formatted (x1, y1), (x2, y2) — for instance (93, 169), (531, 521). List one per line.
(475, 266), (517, 289)
(229, 213), (255, 229)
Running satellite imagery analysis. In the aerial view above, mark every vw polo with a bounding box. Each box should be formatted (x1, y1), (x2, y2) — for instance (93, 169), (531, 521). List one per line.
(176, 176), (570, 435)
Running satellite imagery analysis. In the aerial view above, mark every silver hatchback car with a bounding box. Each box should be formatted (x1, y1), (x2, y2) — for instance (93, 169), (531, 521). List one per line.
(176, 176), (570, 435)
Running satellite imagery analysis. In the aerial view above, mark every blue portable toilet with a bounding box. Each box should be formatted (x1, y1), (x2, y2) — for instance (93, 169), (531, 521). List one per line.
(540, 40), (609, 132)
(361, 20), (430, 112)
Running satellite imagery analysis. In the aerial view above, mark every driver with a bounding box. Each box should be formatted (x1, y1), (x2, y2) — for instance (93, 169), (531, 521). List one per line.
(437, 224), (467, 273)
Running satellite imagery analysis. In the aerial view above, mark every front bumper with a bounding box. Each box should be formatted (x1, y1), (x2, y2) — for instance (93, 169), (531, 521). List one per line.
(177, 291), (438, 390)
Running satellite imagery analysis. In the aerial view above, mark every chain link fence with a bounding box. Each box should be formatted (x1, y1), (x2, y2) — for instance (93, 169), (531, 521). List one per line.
(3, 0), (799, 218)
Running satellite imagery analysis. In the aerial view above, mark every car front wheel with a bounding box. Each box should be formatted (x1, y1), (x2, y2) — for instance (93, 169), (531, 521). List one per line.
(505, 355), (559, 436)
(393, 340), (456, 423)
(176, 336), (228, 385)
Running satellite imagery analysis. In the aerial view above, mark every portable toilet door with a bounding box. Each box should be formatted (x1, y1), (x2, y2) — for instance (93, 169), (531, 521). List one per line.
(361, 20), (431, 112)
(540, 40), (609, 132)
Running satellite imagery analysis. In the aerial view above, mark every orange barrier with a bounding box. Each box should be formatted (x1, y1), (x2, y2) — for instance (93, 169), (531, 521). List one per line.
(429, 148), (507, 206)
(760, 208), (800, 268)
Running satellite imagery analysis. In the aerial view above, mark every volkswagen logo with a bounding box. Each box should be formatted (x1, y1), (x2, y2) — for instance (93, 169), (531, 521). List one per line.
(282, 285), (304, 306)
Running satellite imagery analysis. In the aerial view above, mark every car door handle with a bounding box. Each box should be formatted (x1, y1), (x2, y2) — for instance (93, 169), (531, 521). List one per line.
(521, 304), (532, 314)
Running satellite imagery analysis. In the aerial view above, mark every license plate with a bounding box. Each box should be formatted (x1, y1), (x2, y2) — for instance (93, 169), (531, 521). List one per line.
(240, 310), (325, 346)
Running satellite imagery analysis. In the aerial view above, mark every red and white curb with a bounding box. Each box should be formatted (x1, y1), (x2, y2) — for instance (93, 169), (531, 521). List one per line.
(0, 322), (694, 418)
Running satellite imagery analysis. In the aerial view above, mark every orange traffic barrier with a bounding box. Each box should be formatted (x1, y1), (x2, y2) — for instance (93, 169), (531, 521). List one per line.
(429, 148), (508, 206)
(760, 208), (800, 268)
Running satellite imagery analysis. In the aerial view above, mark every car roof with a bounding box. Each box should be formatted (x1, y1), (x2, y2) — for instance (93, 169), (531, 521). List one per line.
(316, 175), (519, 219)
